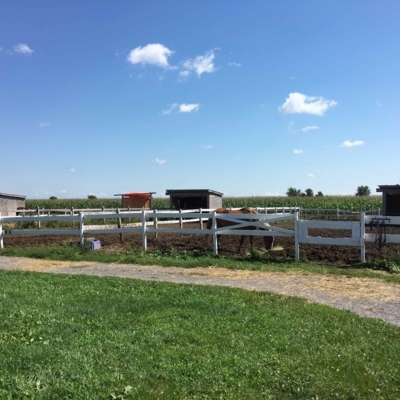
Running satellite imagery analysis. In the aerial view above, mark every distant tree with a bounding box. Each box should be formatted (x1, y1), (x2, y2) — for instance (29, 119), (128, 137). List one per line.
(88, 195), (97, 200)
(356, 186), (371, 196)
(316, 191), (324, 197)
(305, 188), (314, 197)
(49, 196), (57, 200)
(286, 187), (302, 197)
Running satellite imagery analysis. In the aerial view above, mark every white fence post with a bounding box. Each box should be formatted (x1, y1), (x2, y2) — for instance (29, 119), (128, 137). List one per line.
(199, 208), (203, 229)
(0, 213), (3, 249)
(294, 211), (299, 261)
(360, 213), (365, 262)
(212, 213), (218, 255)
(154, 209), (158, 238)
(142, 209), (147, 251)
(79, 212), (85, 245)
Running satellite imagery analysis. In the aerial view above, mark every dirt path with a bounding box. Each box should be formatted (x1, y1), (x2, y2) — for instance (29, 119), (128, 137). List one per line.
(1, 256), (400, 327)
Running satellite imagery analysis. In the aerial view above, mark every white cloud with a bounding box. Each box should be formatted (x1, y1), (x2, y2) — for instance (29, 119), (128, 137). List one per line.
(290, 76), (295, 80)
(376, 100), (382, 107)
(154, 158), (166, 165)
(308, 173), (314, 178)
(179, 70), (191, 78)
(288, 121), (296, 133)
(228, 62), (241, 67)
(127, 43), (174, 68)
(340, 140), (364, 147)
(202, 145), (212, 149)
(162, 103), (178, 115)
(163, 103), (199, 114)
(279, 92), (337, 116)
(301, 125), (319, 132)
(293, 149), (303, 154)
(39, 122), (50, 127)
(70, 168), (77, 172)
(182, 50), (216, 77)
(179, 103), (199, 113)
(14, 43), (34, 55)
(58, 190), (67, 193)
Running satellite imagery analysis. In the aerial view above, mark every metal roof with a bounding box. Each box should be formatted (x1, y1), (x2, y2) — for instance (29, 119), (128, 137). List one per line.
(0, 192), (26, 199)
(376, 185), (400, 192)
(165, 189), (223, 197)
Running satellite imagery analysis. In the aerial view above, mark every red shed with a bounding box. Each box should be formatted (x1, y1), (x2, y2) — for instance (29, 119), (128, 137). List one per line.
(114, 192), (155, 209)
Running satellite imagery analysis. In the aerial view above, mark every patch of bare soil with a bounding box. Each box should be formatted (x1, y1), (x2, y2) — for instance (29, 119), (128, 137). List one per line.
(1, 256), (399, 327)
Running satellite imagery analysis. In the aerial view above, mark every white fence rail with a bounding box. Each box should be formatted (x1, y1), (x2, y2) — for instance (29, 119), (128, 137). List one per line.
(1, 211), (399, 262)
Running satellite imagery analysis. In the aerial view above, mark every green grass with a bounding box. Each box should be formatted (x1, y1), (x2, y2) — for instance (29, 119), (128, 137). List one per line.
(2, 245), (400, 284)
(0, 270), (399, 399)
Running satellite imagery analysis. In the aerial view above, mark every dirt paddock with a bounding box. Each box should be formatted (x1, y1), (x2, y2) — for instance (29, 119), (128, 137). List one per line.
(2, 222), (400, 266)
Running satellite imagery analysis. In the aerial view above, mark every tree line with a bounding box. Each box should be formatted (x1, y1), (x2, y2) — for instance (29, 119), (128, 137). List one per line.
(286, 186), (371, 197)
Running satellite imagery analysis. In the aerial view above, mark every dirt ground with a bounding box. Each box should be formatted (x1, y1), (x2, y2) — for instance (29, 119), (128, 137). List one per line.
(3, 222), (400, 266)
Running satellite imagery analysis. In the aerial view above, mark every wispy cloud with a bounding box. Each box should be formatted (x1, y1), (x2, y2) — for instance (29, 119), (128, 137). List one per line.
(162, 103), (178, 114)
(308, 173), (314, 178)
(127, 43), (174, 68)
(293, 149), (303, 154)
(58, 189), (67, 193)
(279, 92), (337, 116)
(163, 103), (199, 114)
(376, 100), (382, 107)
(182, 50), (216, 77)
(228, 62), (241, 67)
(14, 43), (34, 55)
(288, 121), (296, 133)
(340, 140), (364, 147)
(153, 158), (166, 165)
(39, 122), (50, 127)
(301, 125), (319, 132)
(69, 168), (77, 173)
(202, 145), (212, 149)
(179, 103), (199, 113)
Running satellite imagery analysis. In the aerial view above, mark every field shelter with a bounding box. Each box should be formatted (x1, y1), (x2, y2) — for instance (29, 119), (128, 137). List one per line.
(114, 192), (155, 209)
(165, 189), (223, 210)
(0, 192), (26, 216)
(376, 185), (400, 216)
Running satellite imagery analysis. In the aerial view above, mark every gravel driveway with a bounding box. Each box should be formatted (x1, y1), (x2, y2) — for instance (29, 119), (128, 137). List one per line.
(1, 256), (400, 327)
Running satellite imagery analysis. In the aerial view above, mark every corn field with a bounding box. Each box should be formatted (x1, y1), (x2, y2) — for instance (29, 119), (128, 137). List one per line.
(25, 196), (382, 213)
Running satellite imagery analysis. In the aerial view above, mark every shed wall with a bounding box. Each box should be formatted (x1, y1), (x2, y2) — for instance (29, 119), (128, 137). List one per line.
(0, 197), (25, 216)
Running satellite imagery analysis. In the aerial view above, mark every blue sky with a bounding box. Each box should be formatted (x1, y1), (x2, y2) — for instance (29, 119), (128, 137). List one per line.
(1, 1), (399, 199)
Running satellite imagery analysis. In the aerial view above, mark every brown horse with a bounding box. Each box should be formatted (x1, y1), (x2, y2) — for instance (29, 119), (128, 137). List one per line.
(204, 207), (274, 252)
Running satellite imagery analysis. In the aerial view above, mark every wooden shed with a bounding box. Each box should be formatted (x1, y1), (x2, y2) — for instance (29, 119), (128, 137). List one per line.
(0, 192), (26, 216)
(165, 189), (223, 210)
(376, 185), (400, 216)
(114, 192), (155, 209)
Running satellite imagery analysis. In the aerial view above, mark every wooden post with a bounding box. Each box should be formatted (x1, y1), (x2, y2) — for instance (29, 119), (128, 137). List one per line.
(212, 213), (218, 256)
(71, 208), (74, 226)
(0, 213), (3, 249)
(294, 212), (299, 261)
(79, 212), (84, 245)
(37, 207), (41, 229)
(199, 208), (203, 230)
(360, 213), (365, 262)
(142, 209), (147, 251)
(179, 208), (183, 235)
(117, 208), (124, 243)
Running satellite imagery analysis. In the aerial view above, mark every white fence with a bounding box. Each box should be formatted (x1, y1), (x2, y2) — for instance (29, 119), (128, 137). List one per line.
(1, 210), (399, 262)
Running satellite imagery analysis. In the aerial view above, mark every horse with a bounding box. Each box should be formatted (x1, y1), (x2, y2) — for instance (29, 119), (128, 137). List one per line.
(204, 207), (274, 252)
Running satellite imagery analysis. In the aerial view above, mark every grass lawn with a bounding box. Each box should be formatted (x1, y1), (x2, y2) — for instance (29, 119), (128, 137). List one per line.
(0, 270), (400, 399)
